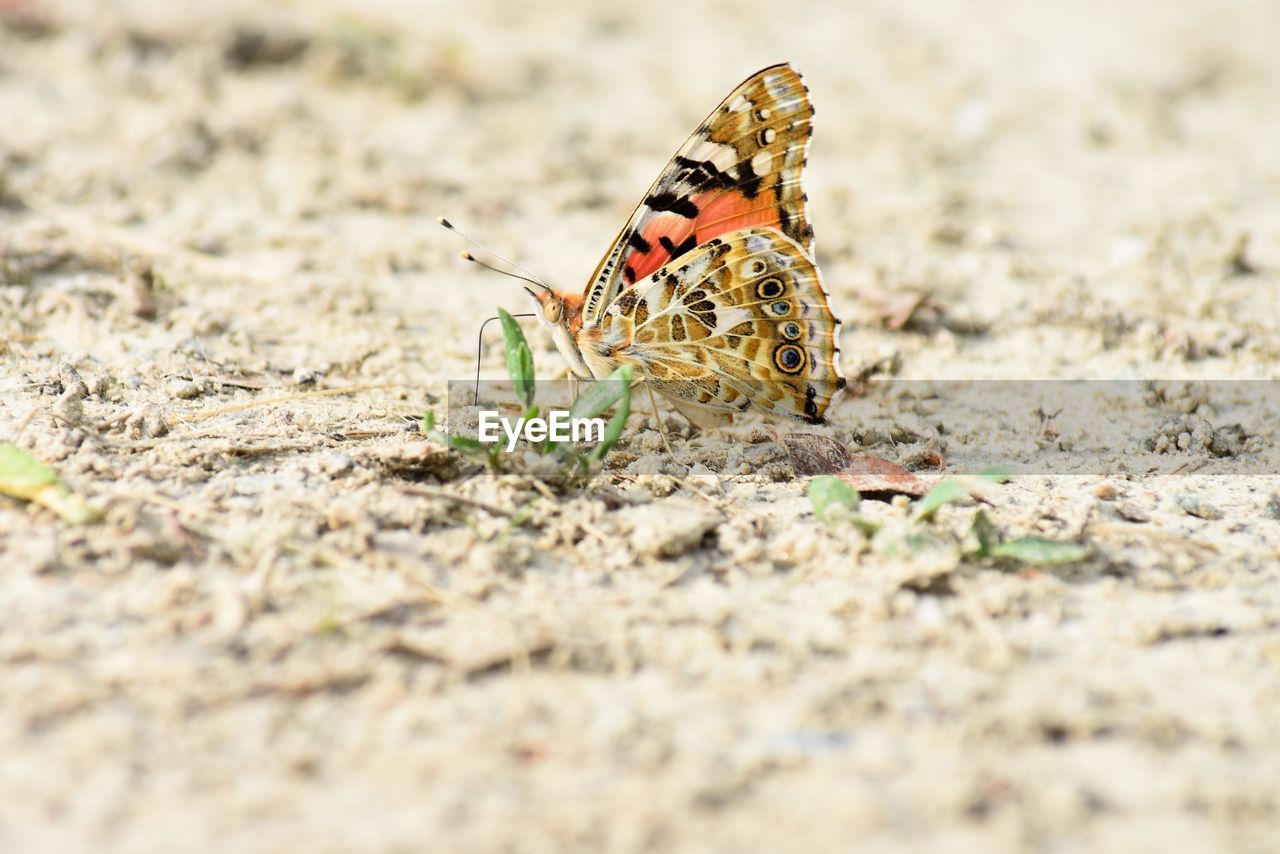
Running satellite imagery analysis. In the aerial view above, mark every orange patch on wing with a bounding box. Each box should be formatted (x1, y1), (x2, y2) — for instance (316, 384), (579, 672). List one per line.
(692, 189), (780, 244)
(628, 215), (693, 282)
(624, 189), (782, 284)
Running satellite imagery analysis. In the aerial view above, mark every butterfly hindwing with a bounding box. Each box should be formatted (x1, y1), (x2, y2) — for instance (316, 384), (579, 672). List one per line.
(580, 64), (815, 327)
(584, 227), (844, 424)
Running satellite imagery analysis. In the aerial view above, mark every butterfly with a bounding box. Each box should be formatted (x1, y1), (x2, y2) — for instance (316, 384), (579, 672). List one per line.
(526, 63), (845, 425)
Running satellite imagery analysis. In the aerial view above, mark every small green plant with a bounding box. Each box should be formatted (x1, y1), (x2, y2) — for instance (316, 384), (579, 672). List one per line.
(808, 475), (879, 534)
(812, 465), (1089, 568)
(965, 509), (1089, 564)
(0, 443), (98, 524)
(911, 467), (1014, 523)
(423, 308), (633, 473)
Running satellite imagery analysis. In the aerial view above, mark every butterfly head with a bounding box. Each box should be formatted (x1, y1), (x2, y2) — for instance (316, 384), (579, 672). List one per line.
(524, 285), (595, 381)
(525, 286), (583, 333)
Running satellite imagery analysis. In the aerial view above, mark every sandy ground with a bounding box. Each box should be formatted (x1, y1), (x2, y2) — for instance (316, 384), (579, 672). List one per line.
(2, 0), (1280, 851)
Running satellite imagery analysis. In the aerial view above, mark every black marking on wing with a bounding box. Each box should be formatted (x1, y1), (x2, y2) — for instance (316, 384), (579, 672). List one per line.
(665, 233), (698, 260)
(673, 155), (727, 187)
(736, 157), (762, 199)
(647, 191), (700, 219)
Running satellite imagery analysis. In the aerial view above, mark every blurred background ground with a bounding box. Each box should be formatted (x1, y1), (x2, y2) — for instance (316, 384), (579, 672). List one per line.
(1, 0), (1279, 851)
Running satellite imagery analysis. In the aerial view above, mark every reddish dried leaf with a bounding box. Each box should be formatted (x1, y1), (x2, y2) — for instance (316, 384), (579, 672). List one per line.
(837, 455), (928, 500)
(783, 434), (927, 501)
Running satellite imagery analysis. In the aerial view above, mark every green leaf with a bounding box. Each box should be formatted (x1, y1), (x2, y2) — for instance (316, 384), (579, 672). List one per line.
(991, 537), (1089, 565)
(911, 478), (973, 523)
(445, 434), (489, 452)
(968, 509), (999, 557)
(0, 443), (98, 524)
(589, 364), (633, 462)
(422, 411), (493, 458)
(498, 308), (535, 407)
(809, 475), (859, 522)
(977, 465), (1017, 483)
(848, 514), (881, 536)
(876, 527), (949, 558)
(568, 374), (631, 422)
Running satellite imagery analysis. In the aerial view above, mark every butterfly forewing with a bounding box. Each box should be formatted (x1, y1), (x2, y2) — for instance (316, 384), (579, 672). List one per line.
(580, 63), (815, 327)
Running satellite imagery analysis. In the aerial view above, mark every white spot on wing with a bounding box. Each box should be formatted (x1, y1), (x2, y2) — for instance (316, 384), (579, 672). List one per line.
(745, 233), (771, 254)
(684, 138), (738, 172)
(714, 306), (752, 333)
(751, 149), (773, 175)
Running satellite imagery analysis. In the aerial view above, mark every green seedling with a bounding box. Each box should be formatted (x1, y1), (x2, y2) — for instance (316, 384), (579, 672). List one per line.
(0, 443), (98, 524)
(425, 308), (633, 473)
(808, 475), (880, 535)
(911, 466), (1017, 523)
(991, 537), (1089, 565)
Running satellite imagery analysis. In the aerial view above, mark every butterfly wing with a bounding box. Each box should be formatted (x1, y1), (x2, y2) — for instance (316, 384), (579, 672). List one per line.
(585, 227), (844, 424)
(579, 63), (815, 327)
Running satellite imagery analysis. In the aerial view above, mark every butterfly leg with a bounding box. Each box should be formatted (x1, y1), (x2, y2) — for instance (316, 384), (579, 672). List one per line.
(642, 380), (678, 462)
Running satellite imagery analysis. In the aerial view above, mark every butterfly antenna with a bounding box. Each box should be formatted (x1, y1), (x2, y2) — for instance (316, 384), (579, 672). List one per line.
(438, 217), (551, 291)
(474, 313), (537, 405)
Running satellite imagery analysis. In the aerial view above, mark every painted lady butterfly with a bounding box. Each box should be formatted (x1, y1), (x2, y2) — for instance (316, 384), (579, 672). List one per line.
(528, 63), (845, 425)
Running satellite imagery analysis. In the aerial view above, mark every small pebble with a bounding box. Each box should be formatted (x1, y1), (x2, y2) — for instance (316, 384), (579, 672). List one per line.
(58, 365), (89, 400)
(292, 368), (324, 386)
(1176, 432), (1192, 451)
(85, 373), (111, 398)
(1115, 502), (1151, 523)
(1177, 495), (1223, 520)
(170, 380), (202, 399)
(322, 452), (354, 476)
(1264, 494), (1280, 521)
(1092, 483), (1117, 500)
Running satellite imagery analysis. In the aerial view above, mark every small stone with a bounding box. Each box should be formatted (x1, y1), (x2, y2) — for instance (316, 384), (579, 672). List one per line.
(126, 407), (169, 438)
(1264, 494), (1280, 521)
(1092, 483), (1117, 500)
(169, 380), (202, 399)
(292, 368), (324, 386)
(617, 500), (720, 558)
(322, 452), (354, 476)
(58, 364), (89, 400)
(1176, 432), (1192, 451)
(1115, 502), (1151, 523)
(51, 388), (84, 425)
(85, 373), (111, 398)
(128, 262), (160, 320)
(1209, 425), (1246, 458)
(1177, 495), (1223, 520)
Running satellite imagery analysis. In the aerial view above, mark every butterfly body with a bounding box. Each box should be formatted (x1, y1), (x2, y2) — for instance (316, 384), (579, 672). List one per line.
(530, 63), (844, 424)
